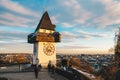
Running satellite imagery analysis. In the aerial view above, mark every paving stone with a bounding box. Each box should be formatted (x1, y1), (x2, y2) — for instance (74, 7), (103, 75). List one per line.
(0, 69), (68, 80)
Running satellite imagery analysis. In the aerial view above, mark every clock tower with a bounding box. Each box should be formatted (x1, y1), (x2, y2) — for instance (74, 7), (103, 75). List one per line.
(28, 11), (61, 67)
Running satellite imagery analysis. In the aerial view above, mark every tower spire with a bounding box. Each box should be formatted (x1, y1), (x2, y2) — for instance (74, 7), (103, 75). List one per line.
(35, 11), (55, 32)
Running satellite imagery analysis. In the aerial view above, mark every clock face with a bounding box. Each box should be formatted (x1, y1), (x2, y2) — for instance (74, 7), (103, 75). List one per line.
(43, 43), (55, 56)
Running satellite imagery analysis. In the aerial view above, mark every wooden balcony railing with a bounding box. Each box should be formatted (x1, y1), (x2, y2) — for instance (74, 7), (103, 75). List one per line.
(28, 32), (61, 43)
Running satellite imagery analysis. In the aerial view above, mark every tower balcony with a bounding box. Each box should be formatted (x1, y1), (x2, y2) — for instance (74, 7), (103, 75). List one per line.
(28, 32), (61, 43)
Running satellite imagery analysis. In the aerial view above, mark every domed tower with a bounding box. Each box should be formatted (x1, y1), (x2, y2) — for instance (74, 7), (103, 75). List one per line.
(28, 11), (61, 67)
(115, 28), (120, 60)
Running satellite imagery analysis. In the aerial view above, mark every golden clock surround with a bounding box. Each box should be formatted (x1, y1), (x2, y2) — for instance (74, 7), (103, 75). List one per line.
(43, 43), (55, 56)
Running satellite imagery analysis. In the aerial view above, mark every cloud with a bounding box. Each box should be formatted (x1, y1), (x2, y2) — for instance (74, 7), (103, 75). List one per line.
(51, 16), (59, 24)
(0, 43), (33, 53)
(0, 36), (26, 43)
(0, 13), (32, 24)
(0, 48), (5, 51)
(63, 0), (80, 9)
(0, 13), (33, 27)
(0, 0), (39, 17)
(79, 35), (92, 40)
(74, 11), (91, 24)
(60, 31), (94, 48)
(0, 30), (29, 43)
(0, 19), (28, 27)
(0, 39), (26, 43)
(61, 31), (77, 39)
(57, 44), (91, 49)
(61, 31), (93, 41)
(0, 29), (29, 35)
(93, 0), (120, 28)
(62, 45), (91, 49)
(76, 30), (110, 38)
(57, 39), (92, 51)
(59, 0), (120, 29)
(62, 0), (92, 24)
(61, 23), (74, 28)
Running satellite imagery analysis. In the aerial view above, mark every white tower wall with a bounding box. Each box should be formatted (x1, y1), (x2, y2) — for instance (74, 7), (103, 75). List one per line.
(33, 29), (56, 68)
(37, 42), (56, 67)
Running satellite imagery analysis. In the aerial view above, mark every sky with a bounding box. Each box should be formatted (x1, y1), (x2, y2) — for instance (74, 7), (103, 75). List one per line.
(0, 0), (120, 54)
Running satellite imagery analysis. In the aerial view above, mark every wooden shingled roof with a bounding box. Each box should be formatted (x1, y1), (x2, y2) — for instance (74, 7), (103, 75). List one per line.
(35, 11), (56, 32)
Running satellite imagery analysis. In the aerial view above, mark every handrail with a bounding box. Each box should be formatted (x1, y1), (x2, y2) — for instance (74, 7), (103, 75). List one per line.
(55, 67), (97, 80)
(72, 67), (96, 80)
